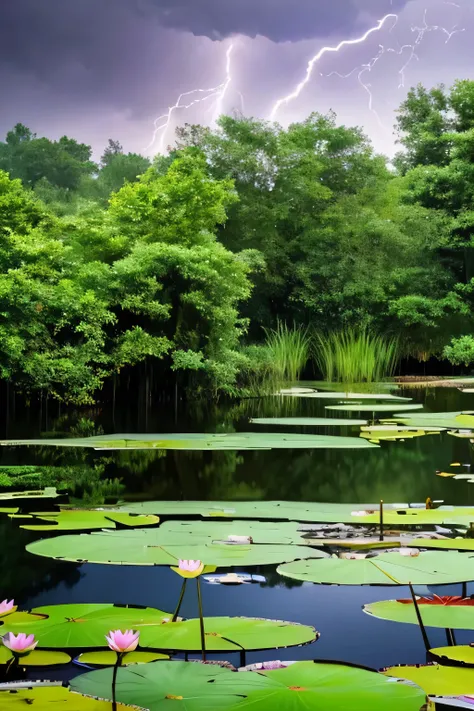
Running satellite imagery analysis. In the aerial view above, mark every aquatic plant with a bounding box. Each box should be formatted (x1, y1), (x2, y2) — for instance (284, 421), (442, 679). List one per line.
(264, 321), (311, 382)
(106, 631), (140, 711)
(313, 328), (401, 383)
(171, 559), (206, 660)
(3, 632), (37, 653)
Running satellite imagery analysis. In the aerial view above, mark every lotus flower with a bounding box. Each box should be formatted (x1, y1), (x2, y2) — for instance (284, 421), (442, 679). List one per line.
(171, 559), (204, 578)
(2, 632), (37, 654)
(105, 630), (140, 653)
(0, 600), (16, 617)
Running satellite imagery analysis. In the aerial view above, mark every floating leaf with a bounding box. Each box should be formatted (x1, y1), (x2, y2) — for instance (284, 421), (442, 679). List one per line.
(138, 616), (318, 652)
(250, 417), (367, 426)
(393, 412), (474, 429)
(0, 646), (70, 666)
(0, 488), (59, 500)
(277, 551), (474, 585)
(71, 659), (426, 710)
(384, 664), (474, 696)
(13, 510), (159, 531)
(326, 404), (423, 413)
(26, 530), (323, 567)
(363, 596), (474, 629)
(0, 604), (172, 648)
(0, 685), (137, 710)
(149, 520), (316, 546)
(279, 391), (411, 400)
(0, 432), (378, 450)
(116, 499), (460, 524)
(430, 646), (474, 666)
(76, 651), (169, 667)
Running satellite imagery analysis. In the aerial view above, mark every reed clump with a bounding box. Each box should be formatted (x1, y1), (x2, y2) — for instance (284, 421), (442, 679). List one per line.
(313, 328), (400, 383)
(264, 322), (311, 383)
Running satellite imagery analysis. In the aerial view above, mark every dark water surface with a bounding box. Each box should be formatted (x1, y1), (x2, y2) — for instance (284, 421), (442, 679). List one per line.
(2, 385), (474, 675)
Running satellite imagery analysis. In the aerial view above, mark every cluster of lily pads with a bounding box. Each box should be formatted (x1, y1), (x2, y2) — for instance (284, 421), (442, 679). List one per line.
(3, 387), (474, 707)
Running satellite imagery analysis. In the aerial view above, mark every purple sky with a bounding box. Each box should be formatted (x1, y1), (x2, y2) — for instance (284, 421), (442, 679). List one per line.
(0, 0), (472, 160)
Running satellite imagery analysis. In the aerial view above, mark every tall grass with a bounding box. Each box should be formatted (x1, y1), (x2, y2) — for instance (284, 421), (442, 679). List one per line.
(264, 322), (311, 383)
(313, 328), (400, 384)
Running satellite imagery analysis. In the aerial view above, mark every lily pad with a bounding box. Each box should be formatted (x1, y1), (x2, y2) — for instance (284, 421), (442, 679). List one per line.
(0, 604), (173, 648)
(116, 500), (456, 524)
(138, 616), (318, 652)
(393, 412), (474, 429)
(277, 551), (474, 585)
(0, 488), (59, 500)
(0, 685), (139, 710)
(279, 391), (411, 400)
(250, 418), (368, 426)
(148, 520), (315, 546)
(430, 646), (474, 666)
(0, 432), (378, 450)
(325, 404), (423, 413)
(13, 510), (159, 531)
(384, 664), (474, 696)
(0, 646), (70, 666)
(26, 529), (324, 567)
(76, 651), (169, 666)
(71, 659), (427, 710)
(406, 539), (474, 552)
(363, 596), (474, 628)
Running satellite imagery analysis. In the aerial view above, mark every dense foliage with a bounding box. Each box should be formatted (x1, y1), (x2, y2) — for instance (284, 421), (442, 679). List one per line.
(1, 80), (474, 403)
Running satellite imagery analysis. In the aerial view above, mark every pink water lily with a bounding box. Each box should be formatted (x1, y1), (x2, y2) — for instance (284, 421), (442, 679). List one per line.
(3, 632), (37, 654)
(0, 600), (16, 617)
(171, 559), (204, 578)
(106, 630), (140, 654)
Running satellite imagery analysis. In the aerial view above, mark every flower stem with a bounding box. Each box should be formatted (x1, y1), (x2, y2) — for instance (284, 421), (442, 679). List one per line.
(172, 579), (187, 622)
(112, 652), (123, 711)
(196, 577), (206, 662)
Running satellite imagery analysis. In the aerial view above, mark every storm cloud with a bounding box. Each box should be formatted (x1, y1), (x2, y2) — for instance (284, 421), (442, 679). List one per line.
(145, 0), (413, 42)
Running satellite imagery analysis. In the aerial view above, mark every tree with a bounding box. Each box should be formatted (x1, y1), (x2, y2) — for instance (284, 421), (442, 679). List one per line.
(107, 148), (255, 393)
(0, 124), (96, 190)
(394, 79), (474, 353)
(100, 139), (123, 167)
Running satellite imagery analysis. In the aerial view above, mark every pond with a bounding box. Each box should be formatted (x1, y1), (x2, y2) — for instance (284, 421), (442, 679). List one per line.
(1, 384), (474, 682)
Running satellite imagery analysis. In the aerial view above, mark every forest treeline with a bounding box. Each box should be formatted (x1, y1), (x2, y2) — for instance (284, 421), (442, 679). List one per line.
(2, 78), (474, 404)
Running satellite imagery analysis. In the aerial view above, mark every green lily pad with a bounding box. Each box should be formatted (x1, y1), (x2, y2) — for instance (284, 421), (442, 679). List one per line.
(0, 604), (173, 648)
(26, 530), (324, 567)
(363, 597), (474, 628)
(277, 551), (474, 585)
(430, 645), (474, 665)
(384, 664), (474, 696)
(138, 616), (318, 652)
(250, 418), (368, 426)
(325, 404), (423, 413)
(76, 651), (169, 666)
(392, 412), (474, 429)
(13, 510), (159, 531)
(0, 685), (140, 710)
(71, 659), (427, 710)
(0, 488), (59, 500)
(0, 646), (70, 665)
(407, 539), (474, 551)
(0, 433), (378, 451)
(147, 520), (317, 546)
(116, 500), (452, 524)
(279, 391), (411, 400)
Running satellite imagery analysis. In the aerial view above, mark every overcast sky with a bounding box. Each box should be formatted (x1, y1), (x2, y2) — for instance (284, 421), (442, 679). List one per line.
(0, 0), (472, 159)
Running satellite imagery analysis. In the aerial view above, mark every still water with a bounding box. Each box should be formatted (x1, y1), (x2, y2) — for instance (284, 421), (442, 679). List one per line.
(1, 385), (474, 675)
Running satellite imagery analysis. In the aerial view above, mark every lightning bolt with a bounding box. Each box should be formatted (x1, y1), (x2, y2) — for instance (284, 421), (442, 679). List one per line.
(146, 42), (235, 153)
(269, 13), (398, 122)
(312, 7), (465, 129)
(393, 9), (465, 88)
(211, 44), (234, 125)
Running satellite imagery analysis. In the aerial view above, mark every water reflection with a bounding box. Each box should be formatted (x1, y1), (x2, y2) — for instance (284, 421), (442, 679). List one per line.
(0, 386), (474, 671)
